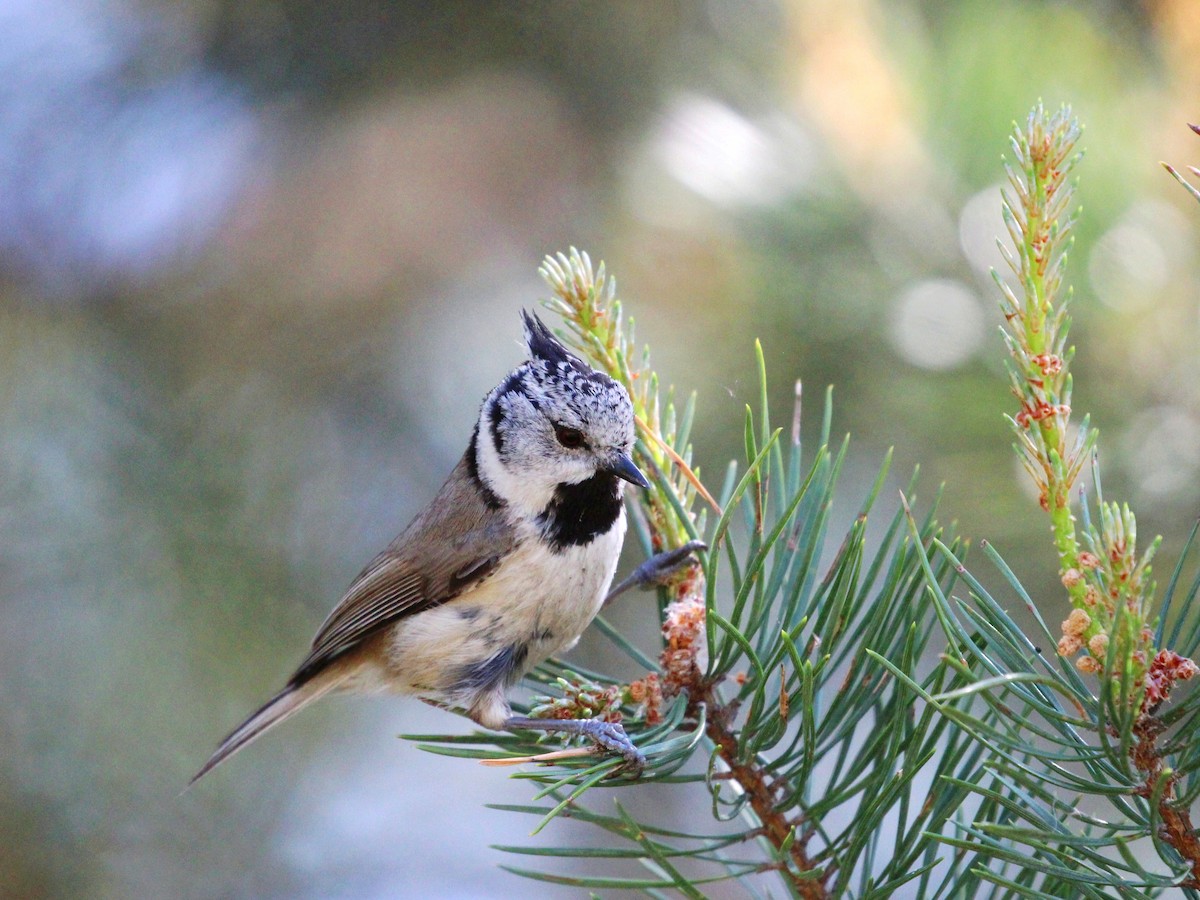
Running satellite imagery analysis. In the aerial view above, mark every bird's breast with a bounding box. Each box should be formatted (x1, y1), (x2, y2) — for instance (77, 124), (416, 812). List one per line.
(383, 509), (627, 695)
(490, 510), (626, 654)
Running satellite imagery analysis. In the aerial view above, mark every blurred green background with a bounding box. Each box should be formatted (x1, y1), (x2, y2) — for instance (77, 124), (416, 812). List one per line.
(4, 0), (1200, 896)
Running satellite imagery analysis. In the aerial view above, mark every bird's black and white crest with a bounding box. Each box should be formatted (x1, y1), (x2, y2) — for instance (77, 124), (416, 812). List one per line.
(522, 310), (579, 370)
(517, 311), (631, 424)
(470, 311), (640, 526)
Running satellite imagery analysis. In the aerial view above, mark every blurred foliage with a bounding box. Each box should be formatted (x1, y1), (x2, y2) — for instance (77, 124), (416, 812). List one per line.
(4, 0), (1200, 896)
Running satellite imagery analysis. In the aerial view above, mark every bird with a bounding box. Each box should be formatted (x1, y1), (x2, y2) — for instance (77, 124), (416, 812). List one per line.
(191, 310), (655, 784)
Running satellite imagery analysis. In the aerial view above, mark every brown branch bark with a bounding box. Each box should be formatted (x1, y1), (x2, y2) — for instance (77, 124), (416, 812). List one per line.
(659, 557), (830, 897)
(691, 683), (829, 899)
(1133, 716), (1200, 888)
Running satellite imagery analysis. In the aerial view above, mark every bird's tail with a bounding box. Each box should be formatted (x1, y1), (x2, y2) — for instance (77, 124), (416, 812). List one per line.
(189, 671), (345, 786)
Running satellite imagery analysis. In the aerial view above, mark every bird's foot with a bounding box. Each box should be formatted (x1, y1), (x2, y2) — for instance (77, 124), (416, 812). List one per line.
(604, 540), (707, 604)
(503, 715), (645, 774)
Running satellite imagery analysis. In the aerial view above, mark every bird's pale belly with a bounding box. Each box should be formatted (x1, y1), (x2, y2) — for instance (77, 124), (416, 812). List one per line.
(379, 522), (625, 727)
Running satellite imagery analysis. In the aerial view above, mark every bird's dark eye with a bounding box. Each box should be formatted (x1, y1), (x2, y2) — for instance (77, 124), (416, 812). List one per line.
(553, 424), (586, 449)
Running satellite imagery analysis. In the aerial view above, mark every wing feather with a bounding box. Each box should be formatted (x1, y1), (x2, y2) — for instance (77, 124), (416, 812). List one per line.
(291, 451), (515, 683)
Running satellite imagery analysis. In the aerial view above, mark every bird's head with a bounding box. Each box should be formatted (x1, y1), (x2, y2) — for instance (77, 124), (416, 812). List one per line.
(476, 312), (648, 514)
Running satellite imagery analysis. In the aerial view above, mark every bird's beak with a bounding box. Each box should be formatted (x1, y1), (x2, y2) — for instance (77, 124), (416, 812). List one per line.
(607, 452), (651, 489)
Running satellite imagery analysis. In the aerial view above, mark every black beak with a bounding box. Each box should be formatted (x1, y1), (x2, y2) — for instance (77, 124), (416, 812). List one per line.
(607, 452), (650, 489)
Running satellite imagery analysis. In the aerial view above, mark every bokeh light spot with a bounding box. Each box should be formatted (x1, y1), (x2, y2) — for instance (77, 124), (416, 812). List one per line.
(653, 93), (813, 207)
(959, 184), (1008, 275)
(889, 278), (985, 370)
(1088, 201), (1191, 311)
(1121, 406), (1200, 502)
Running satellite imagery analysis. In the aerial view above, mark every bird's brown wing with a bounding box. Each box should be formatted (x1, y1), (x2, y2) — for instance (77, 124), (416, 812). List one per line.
(290, 452), (516, 684)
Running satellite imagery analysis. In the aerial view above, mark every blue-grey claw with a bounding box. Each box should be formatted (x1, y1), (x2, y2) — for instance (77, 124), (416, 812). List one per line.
(604, 540), (707, 604)
(504, 715), (645, 773)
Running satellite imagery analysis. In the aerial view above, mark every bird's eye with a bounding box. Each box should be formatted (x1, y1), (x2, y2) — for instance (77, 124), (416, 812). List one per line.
(553, 424), (586, 449)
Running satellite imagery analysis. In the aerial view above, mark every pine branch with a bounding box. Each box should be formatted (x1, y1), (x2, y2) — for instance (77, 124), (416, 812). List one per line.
(547, 256), (1008, 896)
(401, 183), (1200, 894)
(541, 250), (831, 894)
(699, 683), (825, 897)
(953, 101), (1200, 891)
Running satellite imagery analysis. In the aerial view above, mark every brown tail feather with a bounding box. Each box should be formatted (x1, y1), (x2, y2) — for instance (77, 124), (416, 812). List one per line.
(189, 673), (344, 785)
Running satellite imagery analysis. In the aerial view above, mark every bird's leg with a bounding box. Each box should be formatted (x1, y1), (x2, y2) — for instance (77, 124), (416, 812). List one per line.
(604, 540), (707, 604)
(503, 715), (645, 772)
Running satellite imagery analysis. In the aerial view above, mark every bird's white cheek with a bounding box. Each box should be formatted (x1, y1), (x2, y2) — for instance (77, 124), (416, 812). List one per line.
(474, 415), (556, 515)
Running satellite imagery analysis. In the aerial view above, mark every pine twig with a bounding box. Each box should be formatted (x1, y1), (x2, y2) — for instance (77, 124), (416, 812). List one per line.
(999, 102), (1200, 887)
